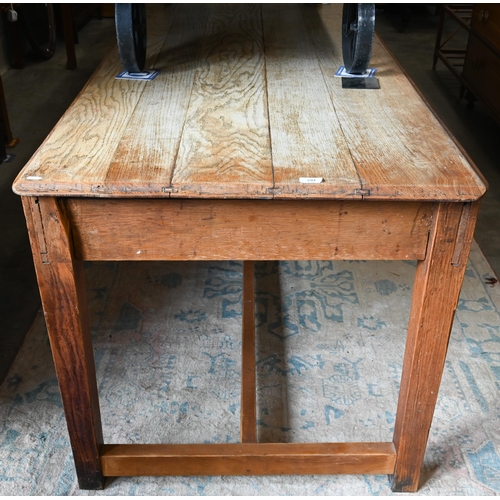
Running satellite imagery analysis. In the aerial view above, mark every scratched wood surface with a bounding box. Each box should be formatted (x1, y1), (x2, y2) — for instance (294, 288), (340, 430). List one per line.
(64, 198), (433, 261)
(13, 4), (486, 201)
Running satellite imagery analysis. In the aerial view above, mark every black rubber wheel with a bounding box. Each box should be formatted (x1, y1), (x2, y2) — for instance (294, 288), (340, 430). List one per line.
(342, 3), (375, 74)
(115, 3), (147, 72)
(18, 4), (56, 60)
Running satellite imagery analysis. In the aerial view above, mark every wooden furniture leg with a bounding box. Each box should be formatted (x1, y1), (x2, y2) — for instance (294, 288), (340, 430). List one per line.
(241, 261), (257, 443)
(22, 196), (104, 489)
(5, 13), (24, 69)
(391, 201), (479, 492)
(0, 74), (19, 148)
(432, 5), (445, 70)
(61, 4), (77, 70)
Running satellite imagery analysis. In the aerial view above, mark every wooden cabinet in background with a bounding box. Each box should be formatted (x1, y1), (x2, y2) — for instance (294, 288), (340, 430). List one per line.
(462, 4), (500, 122)
(434, 4), (500, 123)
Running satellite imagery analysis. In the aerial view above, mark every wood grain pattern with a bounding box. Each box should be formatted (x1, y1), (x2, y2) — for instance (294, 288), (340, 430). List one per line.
(22, 197), (104, 490)
(12, 4), (486, 201)
(104, 4), (211, 193)
(376, 36), (489, 192)
(12, 5), (487, 489)
(14, 6), (175, 197)
(262, 4), (361, 198)
(241, 261), (257, 443)
(171, 4), (273, 198)
(391, 201), (479, 492)
(65, 198), (434, 261)
(101, 442), (396, 476)
(303, 5), (486, 202)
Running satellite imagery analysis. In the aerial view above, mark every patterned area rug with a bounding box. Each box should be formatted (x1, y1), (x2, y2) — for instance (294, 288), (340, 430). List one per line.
(1, 241), (499, 495)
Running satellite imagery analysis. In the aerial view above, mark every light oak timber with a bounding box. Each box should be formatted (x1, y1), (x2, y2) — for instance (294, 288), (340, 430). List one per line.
(12, 5), (486, 202)
(391, 201), (480, 492)
(375, 36), (489, 192)
(171, 4), (273, 198)
(105, 4), (211, 191)
(100, 442), (396, 477)
(13, 6), (174, 197)
(303, 5), (486, 202)
(241, 262), (257, 443)
(21, 197), (104, 490)
(262, 4), (361, 198)
(64, 198), (434, 261)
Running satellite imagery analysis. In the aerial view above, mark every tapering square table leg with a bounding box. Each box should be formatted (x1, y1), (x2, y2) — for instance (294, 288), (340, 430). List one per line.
(22, 196), (104, 490)
(391, 201), (479, 492)
(241, 261), (257, 443)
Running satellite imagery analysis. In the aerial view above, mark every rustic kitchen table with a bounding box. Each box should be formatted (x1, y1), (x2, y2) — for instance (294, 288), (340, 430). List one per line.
(13, 4), (487, 493)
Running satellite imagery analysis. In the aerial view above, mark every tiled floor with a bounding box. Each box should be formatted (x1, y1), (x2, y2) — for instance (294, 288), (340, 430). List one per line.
(0, 5), (499, 382)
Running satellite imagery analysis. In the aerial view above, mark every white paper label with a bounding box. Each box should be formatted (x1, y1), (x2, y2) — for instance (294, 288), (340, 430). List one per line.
(299, 177), (323, 184)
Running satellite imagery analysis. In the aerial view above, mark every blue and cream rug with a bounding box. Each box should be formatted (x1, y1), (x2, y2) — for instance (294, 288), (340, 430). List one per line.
(1, 241), (499, 495)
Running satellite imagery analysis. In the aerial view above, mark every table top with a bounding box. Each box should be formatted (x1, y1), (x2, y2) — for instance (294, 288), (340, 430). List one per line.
(13, 4), (486, 202)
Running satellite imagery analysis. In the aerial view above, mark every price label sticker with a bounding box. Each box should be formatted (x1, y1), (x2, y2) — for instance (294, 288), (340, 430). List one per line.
(299, 177), (324, 184)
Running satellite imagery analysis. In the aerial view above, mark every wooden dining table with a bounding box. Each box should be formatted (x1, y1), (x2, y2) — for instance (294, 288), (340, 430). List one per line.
(13, 4), (487, 492)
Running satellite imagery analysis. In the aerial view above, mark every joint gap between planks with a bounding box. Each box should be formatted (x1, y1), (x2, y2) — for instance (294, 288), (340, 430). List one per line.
(260, 4), (276, 199)
(166, 5), (213, 189)
(302, 5), (364, 196)
(107, 8), (178, 191)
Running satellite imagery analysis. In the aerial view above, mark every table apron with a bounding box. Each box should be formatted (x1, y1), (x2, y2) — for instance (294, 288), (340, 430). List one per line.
(62, 198), (434, 262)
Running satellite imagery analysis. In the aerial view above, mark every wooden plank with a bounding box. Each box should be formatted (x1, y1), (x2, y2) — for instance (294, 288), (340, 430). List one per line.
(101, 442), (396, 476)
(377, 36), (489, 192)
(104, 4), (211, 194)
(262, 4), (361, 199)
(64, 198), (434, 261)
(391, 201), (479, 492)
(13, 5), (176, 197)
(241, 262), (257, 443)
(303, 4), (486, 202)
(171, 4), (273, 198)
(13, 4), (486, 202)
(22, 197), (104, 490)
